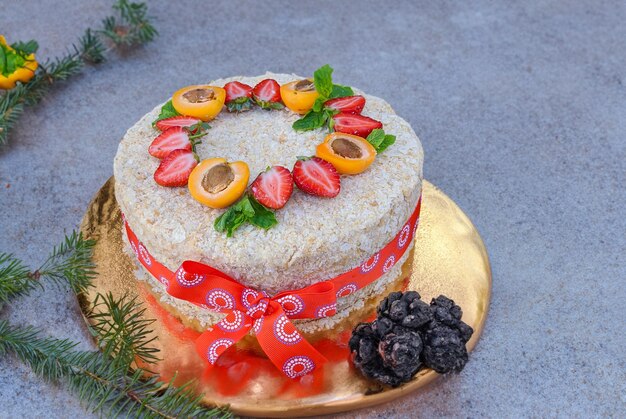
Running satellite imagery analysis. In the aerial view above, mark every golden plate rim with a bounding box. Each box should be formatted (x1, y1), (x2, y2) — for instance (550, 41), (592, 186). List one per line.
(79, 177), (491, 417)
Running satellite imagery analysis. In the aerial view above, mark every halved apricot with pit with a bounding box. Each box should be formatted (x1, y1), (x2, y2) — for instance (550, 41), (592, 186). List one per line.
(280, 79), (319, 114)
(316, 133), (377, 175)
(188, 158), (250, 208)
(172, 85), (226, 121)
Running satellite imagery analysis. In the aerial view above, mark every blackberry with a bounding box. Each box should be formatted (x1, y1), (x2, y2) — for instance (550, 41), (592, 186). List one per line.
(421, 324), (468, 373)
(420, 295), (474, 373)
(350, 291), (474, 386)
(378, 330), (423, 380)
(378, 290), (432, 328)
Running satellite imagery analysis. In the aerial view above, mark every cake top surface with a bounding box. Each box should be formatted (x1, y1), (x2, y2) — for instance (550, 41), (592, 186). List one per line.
(114, 73), (424, 293)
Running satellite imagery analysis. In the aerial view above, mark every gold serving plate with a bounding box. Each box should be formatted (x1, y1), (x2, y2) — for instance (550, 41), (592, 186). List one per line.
(79, 177), (491, 417)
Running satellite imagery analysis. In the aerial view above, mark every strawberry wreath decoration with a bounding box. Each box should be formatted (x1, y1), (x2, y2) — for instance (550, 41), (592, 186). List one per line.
(148, 65), (397, 237)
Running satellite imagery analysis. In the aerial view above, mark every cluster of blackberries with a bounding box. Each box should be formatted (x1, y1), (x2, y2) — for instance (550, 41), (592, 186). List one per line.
(349, 291), (473, 387)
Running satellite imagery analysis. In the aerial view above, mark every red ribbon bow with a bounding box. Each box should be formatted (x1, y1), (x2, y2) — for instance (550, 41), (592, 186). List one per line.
(169, 261), (335, 378)
(123, 196), (421, 378)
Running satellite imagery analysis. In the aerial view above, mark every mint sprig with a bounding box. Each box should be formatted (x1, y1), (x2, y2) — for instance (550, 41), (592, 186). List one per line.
(292, 64), (354, 132)
(366, 129), (396, 153)
(152, 100), (180, 126)
(214, 195), (278, 237)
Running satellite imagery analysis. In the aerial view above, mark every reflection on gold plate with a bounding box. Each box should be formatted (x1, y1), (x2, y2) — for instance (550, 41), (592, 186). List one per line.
(79, 177), (491, 417)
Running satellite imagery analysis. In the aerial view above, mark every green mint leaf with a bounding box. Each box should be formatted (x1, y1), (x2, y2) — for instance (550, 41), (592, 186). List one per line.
(239, 196), (256, 218)
(214, 209), (237, 237)
(313, 64), (333, 98)
(312, 97), (326, 113)
(377, 134), (396, 153)
(248, 197), (278, 230)
(366, 129), (386, 148)
(292, 110), (328, 131)
(366, 129), (396, 153)
(214, 195), (277, 236)
(11, 40), (39, 55)
(152, 100), (180, 126)
(329, 84), (354, 99)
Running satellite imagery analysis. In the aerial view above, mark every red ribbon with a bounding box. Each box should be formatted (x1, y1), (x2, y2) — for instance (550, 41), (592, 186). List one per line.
(124, 196), (421, 378)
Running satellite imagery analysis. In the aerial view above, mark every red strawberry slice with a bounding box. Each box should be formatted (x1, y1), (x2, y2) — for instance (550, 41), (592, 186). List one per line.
(154, 149), (198, 187)
(332, 112), (382, 138)
(251, 166), (294, 209)
(252, 79), (284, 110)
(325, 95), (366, 114)
(293, 157), (340, 198)
(225, 81), (254, 113)
(155, 116), (203, 132)
(225, 81), (253, 102)
(149, 127), (192, 159)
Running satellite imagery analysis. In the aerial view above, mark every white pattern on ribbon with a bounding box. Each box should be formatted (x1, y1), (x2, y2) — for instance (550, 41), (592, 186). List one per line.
(276, 294), (305, 316)
(273, 314), (302, 345)
(282, 355), (315, 379)
(315, 303), (337, 318)
(175, 268), (205, 287)
(360, 253), (379, 274)
(207, 338), (234, 364)
(205, 289), (236, 312)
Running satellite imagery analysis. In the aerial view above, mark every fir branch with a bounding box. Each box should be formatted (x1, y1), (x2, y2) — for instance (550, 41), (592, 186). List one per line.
(0, 253), (38, 305)
(0, 0), (157, 147)
(88, 292), (159, 368)
(0, 321), (231, 418)
(0, 320), (79, 380)
(0, 84), (25, 145)
(101, 0), (158, 47)
(22, 54), (84, 106)
(36, 231), (96, 295)
(0, 231), (95, 304)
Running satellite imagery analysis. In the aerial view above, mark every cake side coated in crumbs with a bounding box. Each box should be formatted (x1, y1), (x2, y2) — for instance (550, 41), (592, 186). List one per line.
(114, 73), (423, 295)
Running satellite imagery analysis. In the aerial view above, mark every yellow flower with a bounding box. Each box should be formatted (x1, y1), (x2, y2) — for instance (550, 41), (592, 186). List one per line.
(0, 35), (39, 90)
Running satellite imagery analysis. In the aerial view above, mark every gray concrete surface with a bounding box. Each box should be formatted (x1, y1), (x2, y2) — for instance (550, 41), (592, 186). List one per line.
(1, 0), (625, 417)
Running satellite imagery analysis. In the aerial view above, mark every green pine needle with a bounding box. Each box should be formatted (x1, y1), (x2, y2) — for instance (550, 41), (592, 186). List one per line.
(0, 321), (231, 418)
(101, 0), (158, 46)
(0, 253), (38, 305)
(88, 292), (159, 368)
(36, 231), (96, 295)
(78, 29), (107, 64)
(0, 84), (26, 145)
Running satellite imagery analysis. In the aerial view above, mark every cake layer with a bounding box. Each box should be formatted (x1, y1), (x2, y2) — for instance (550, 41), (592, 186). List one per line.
(114, 73), (423, 295)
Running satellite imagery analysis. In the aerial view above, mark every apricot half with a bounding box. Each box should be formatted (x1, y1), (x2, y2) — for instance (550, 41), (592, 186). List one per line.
(280, 79), (319, 114)
(172, 85), (226, 121)
(188, 158), (250, 208)
(316, 133), (377, 175)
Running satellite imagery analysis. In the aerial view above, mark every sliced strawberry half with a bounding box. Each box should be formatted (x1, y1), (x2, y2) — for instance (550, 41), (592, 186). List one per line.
(293, 157), (340, 198)
(149, 127), (192, 159)
(325, 95), (366, 114)
(154, 149), (198, 187)
(252, 79), (284, 110)
(332, 112), (382, 138)
(251, 166), (294, 209)
(225, 81), (253, 113)
(155, 116), (208, 133)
